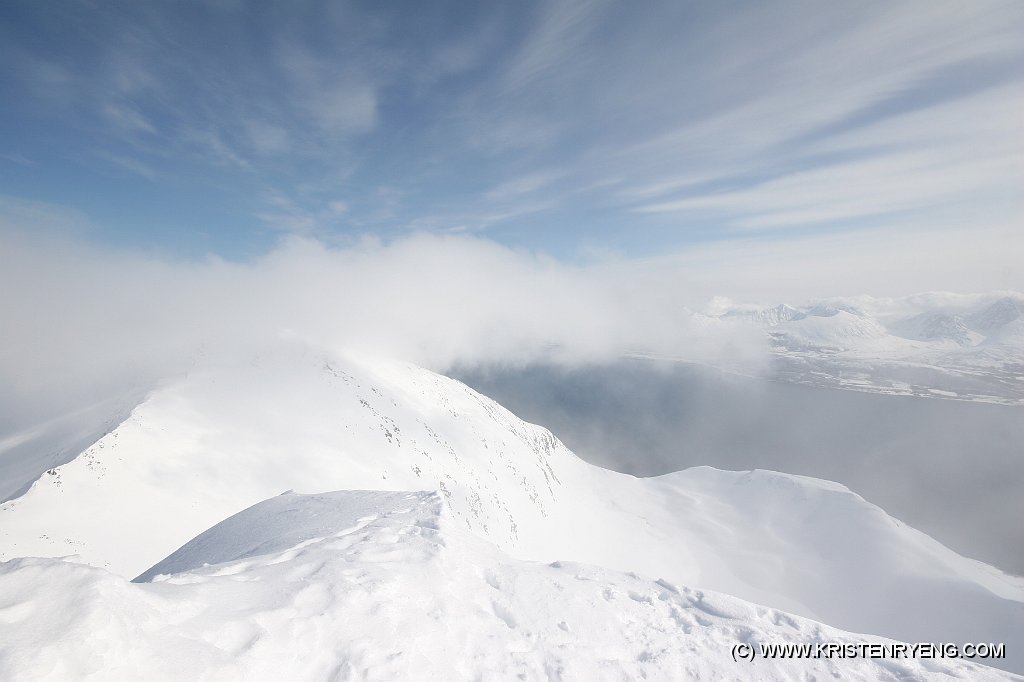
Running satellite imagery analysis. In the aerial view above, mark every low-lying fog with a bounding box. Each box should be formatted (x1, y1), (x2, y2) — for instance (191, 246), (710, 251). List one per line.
(455, 359), (1024, 576)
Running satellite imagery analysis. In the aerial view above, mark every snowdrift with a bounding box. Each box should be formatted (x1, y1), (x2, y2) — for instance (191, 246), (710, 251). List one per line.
(1, 490), (1016, 681)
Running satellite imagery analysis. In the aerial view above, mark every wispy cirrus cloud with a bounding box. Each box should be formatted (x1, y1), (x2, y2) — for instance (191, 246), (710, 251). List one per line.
(483, 170), (565, 202)
(634, 82), (1023, 233)
(0, 0), (1020, 264)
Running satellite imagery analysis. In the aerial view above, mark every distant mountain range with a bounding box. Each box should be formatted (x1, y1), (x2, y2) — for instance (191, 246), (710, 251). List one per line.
(718, 293), (1023, 349)
(696, 293), (1024, 405)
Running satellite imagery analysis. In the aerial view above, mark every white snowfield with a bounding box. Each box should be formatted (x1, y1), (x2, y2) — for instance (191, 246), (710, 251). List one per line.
(2, 490), (1017, 681)
(0, 343), (1022, 677)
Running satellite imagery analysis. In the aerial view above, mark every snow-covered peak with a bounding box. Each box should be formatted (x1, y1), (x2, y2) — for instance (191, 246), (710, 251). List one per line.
(723, 303), (807, 326)
(0, 343), (1021, 673)
(970, 296), (1024, 333)
(772, 309), (889, 350)
(805, 304), (842, 318)
(714, 301), (894, 351)
(890, 311), (982, 346)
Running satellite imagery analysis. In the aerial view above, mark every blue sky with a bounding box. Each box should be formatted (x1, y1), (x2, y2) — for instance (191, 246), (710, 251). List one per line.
(1, 0), (1022, 267)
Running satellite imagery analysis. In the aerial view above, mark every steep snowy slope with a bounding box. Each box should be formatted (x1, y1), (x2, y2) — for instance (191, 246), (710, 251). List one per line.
(1, 342), (1021, 673)
(771, 309), (891, 350)
(0, 388), (146, 503)
(889, 312), (982, 347)
(1, 490), (1016, 682)
(970, 297), (1024, 334)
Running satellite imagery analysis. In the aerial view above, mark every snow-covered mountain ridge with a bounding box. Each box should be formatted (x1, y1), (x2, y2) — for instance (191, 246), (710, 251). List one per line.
(1, 341), (1020, 675)
(3, 489), (1016, 681)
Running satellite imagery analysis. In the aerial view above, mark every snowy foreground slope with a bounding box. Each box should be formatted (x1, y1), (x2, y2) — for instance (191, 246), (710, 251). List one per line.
(2, 490), (1015, 681)
(1, 343), (1022, 675)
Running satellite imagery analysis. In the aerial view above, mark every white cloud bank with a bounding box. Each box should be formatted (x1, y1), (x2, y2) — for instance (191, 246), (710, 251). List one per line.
(2, 213), (1021, 434)
(0, 228), (764, 426)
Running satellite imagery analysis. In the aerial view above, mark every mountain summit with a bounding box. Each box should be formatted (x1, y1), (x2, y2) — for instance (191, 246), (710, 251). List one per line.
(1, 340), (1020, 675)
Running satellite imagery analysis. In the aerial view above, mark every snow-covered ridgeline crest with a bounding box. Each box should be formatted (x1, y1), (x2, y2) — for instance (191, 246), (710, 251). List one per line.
(0, 341), (1021, 674)
(3, 490), (1018, 681)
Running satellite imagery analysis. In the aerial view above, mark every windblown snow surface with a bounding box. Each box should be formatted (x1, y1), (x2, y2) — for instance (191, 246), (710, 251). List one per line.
(1, 342), (1022, 679)
(2, 491), (1014, 681)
